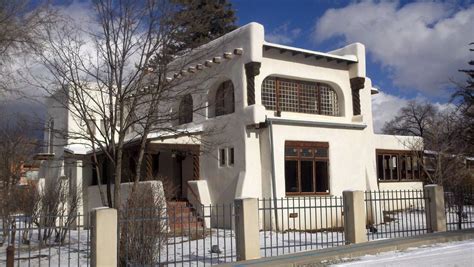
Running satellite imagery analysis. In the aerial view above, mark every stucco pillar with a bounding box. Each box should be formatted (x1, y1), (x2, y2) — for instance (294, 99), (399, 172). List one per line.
(343, 190), (367, 244)
(91, 208), (117, 267)
(234, 198), (260, 261)
(424, 185), (447, 232)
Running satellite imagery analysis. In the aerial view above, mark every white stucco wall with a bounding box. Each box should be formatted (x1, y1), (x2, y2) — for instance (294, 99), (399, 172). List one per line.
(38, 22), (424, 221)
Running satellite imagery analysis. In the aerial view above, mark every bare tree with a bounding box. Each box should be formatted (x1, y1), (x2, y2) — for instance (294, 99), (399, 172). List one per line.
(0, 113), (37, 245)
(0, 0), (54, 95)
(382, 101), (437, 140)
(119, 182), (167, 265)
(25, 0), (235, 212)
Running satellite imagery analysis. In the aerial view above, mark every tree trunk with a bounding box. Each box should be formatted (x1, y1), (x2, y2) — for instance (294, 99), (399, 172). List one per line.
(114, 142), (124, 211)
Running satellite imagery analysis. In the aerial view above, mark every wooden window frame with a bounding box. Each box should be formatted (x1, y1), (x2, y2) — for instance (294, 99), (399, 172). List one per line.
(262, 77), (339, 116)
(215, 81), (235, 117)
(376, 149), (422, 182)
(219, 148), (226, 167)
(178, 94), (193, 124)
(285, 141), (330, 196)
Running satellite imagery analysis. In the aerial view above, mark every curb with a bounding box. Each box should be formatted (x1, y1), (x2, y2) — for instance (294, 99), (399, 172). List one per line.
(219, 229), (474, 266)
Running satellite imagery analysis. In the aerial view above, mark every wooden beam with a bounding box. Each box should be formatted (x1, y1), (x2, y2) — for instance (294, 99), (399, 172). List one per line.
(234, 48), (244, 55)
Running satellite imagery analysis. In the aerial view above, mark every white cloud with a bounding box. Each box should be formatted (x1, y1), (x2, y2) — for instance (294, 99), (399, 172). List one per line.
(265, 23), (301, 45)
(372, 91), (408, 133)
(314, 1), (474, 96)
(371, 90), (454, 133)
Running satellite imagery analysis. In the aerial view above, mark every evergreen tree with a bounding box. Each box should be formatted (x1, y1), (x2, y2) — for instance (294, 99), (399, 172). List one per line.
(169, 0), (237, 52)
(454, 43), (474, 153)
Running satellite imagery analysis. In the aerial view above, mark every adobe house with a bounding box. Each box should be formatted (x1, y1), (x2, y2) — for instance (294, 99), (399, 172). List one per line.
(37, 23), (423, 229)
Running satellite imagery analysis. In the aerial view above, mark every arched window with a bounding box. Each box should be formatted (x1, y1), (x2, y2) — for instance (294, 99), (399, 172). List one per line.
(178, 94), (193, 124)
(262, 77), (339, 116)
(215, 81), (235, 117)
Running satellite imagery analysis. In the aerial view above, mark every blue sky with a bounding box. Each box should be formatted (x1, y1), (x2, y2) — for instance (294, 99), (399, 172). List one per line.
(232, 0), (473, 101)
(230, 0), (474, 130)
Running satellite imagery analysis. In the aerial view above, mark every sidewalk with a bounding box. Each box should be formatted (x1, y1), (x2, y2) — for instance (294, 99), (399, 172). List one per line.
(220, 229), (474, 267)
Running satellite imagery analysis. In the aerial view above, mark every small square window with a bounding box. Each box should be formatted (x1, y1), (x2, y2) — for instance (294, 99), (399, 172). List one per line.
(229, 147), (234, 166)
(219, 148), (226, 167)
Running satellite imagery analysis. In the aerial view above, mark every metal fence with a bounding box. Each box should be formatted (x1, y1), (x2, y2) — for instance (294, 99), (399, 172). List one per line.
(258, 196), (345, 258)
(0, 213), (90, 267)
(365, 190), (432, 240)
(119, 202), (236, 266)
(445, 185), (474, 231)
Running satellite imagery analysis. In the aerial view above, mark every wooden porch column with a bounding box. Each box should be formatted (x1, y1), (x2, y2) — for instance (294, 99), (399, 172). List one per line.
(145, 153), (153, 180)
(192, 153), (200, 180)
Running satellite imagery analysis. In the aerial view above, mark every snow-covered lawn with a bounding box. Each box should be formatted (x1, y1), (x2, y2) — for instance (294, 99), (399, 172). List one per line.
(331, 239), (474, 267)
(259, 230), (345, 257)
(367, 206), (474, 240)
(0, 228), (90, 267)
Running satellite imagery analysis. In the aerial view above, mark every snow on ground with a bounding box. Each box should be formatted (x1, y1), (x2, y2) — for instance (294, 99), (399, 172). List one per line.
(0, 206), (472, 266)
(331, 239), (474, 267)
(0, 228), (90, 267)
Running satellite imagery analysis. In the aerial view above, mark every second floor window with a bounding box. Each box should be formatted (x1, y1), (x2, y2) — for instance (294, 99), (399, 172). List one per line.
(178, 94), (193, 124)
(262, 77), (339, 116)
(215, 81), (235, 117)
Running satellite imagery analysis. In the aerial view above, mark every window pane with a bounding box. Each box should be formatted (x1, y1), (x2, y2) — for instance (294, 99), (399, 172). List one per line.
(300, 161), (313, 192)
(400, 155), (407, 179)
(229, 147), (234, 165)
(300, 82), (318, 114)
(300, 148), (312, 157)
(278, 80), (299, 112)
(285, 160), (298, 192)
(219, 149), (226, 166)
(315, 148), (328, 158)
(262, 77), (276, 110)
(377, 155), (384, 180)
(315, 161), (329, 193)
(390, 155), (398, 180)
(285, 147), (297, 157)
(383, 155), (391, 180)
(319, 84), (339, 116)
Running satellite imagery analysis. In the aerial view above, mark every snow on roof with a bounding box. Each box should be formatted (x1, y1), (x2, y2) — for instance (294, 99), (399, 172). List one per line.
(64, 144), (91, 155)
(263, 42), (358, 64)
(147, 124), (203, 140)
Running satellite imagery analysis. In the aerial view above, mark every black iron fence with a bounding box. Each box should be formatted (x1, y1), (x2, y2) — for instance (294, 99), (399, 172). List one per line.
(119, 202), (236, 266)
(258, 196), (345, 258)
(445, 185), (474, 231)
(365, 190), (432, 240)
(0, 213), (90, 267)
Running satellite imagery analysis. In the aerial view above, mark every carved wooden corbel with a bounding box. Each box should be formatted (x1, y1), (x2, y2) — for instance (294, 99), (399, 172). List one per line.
(245, 62), (261, 106)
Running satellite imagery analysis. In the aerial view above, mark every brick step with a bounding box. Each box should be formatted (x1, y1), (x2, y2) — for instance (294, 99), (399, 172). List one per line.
(167, 201), (189, 208)
(167, 215), (202, 224)
(169, 221), (204, 231)
(166, 200), (204, 232)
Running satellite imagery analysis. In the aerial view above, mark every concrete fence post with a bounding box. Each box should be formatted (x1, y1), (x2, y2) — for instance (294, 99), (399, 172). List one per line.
(424, 184), (447, 232)
(91, 208), (117, 267)
(6, 245), (14, 267)
(343, 190), (367, 244)
(234, 198), (260, 261)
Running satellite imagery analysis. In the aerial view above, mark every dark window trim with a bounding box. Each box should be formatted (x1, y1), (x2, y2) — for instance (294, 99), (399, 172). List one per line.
(375, 149), (423, 182)
(262, 76), (340, 116)
(215, 81), (235, 117)
(178, 94), (193, 124)
(285, 141), (330, 196)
